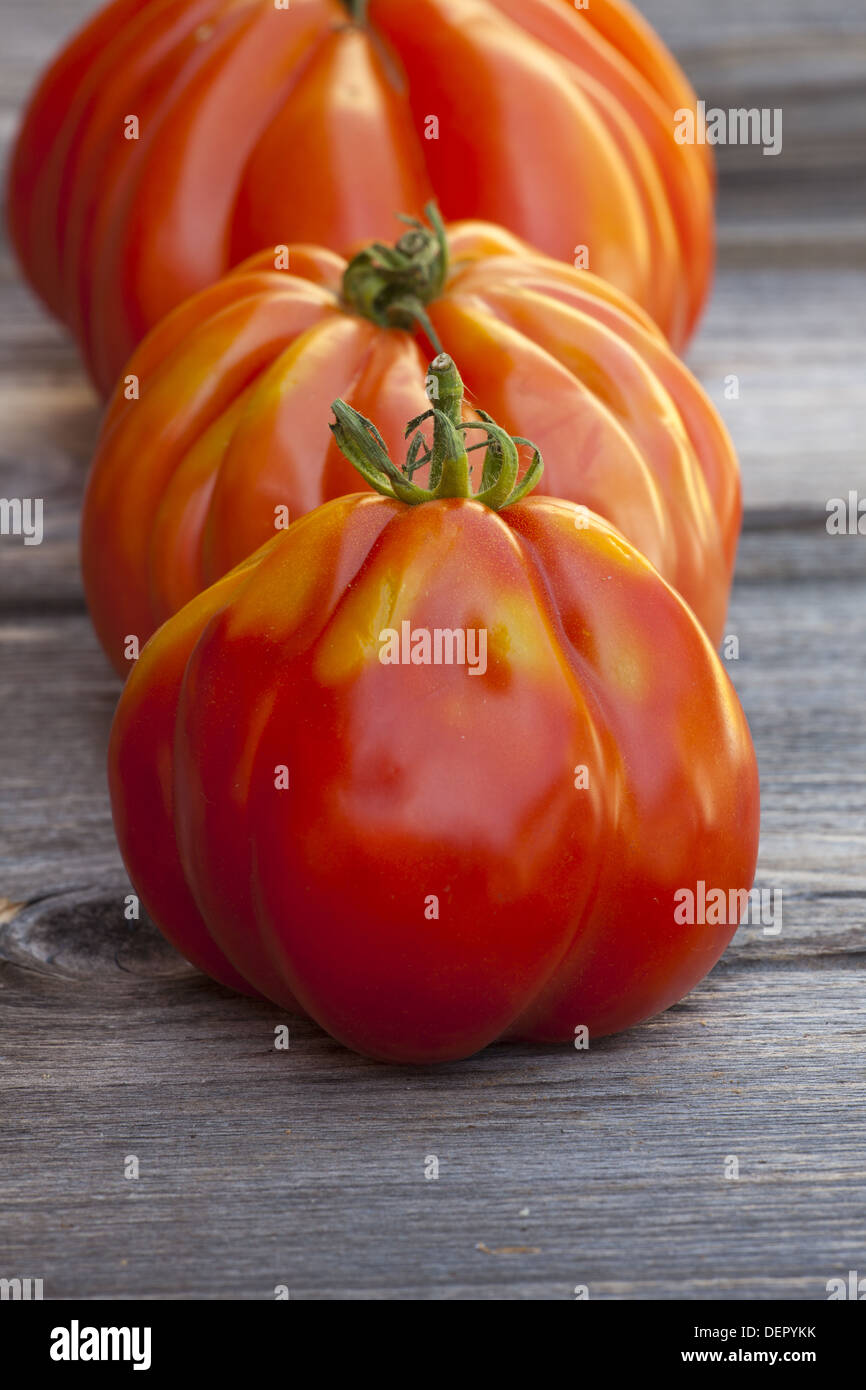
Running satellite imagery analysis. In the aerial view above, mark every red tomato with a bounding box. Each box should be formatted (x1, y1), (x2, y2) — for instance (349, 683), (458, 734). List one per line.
(108, 357), (760, 1063)
(82, 216), (739, 676)
(8, 0), (714, 390)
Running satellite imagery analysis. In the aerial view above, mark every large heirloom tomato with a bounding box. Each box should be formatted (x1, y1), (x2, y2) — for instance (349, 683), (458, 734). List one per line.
(83, 216), (739, 676)
(109, 359), (760, 1064)
(8, 0), (714, 389)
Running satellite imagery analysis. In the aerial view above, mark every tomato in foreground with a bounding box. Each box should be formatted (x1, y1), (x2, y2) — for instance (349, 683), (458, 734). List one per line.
(109, 357), (760, 1063)
(8, 0), (714, 387)
(83, 213), (739, 675)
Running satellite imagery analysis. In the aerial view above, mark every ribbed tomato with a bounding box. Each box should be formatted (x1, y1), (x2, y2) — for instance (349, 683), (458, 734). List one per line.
(8, 0), (714, 391)
(108, 358), (759, 1063)
(82, 216), (738, 676)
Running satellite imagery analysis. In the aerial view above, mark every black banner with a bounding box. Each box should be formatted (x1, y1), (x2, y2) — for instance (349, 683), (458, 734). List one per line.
(1, 1298), (860, 1375)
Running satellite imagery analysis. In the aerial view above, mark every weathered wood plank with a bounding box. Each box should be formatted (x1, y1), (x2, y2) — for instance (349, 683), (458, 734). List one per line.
(0, 951), (863, 1300)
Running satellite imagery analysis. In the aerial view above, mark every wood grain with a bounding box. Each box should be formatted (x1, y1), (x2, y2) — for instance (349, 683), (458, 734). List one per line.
(0, 0), (864, 1300)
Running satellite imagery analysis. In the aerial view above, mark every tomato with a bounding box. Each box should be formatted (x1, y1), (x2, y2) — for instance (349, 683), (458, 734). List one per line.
(82, 214), (739, 676)
(108, 356), (760, 1064)
(8, 0), (714, 390)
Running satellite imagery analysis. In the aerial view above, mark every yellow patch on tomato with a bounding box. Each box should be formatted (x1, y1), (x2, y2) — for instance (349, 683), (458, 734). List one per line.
(313, 571), (402, 685)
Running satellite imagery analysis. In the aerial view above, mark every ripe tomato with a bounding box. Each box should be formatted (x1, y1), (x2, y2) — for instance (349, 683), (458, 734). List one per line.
(8, 0), (714, 389)
(109, 357), (760, 1063)
(82, 215), (739, 676)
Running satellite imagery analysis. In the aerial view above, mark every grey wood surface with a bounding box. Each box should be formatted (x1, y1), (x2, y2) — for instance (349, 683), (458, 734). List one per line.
(0, 0), (864, 1300)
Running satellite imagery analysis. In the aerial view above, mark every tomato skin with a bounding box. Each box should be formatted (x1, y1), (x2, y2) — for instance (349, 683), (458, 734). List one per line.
(81, 222), (739, 676)
(108, 494), (760, 1064)
(107, 558), (264, 998)
(8, 0), (713, 384)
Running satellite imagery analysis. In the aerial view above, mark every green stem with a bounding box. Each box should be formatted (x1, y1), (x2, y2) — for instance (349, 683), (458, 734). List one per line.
(342, 0), (369, 24)
(329, 355), (544, 511)
(341, 203), (448, 355)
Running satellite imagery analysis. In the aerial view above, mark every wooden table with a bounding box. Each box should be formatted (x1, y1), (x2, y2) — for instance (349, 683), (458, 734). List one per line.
(1, 0), (864, 1299)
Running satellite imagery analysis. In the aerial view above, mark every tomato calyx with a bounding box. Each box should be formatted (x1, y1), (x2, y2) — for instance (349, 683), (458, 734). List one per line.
(330, 353), (544, 510)
(341, 0), (369, 25)
(341, 203), (448, 353)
